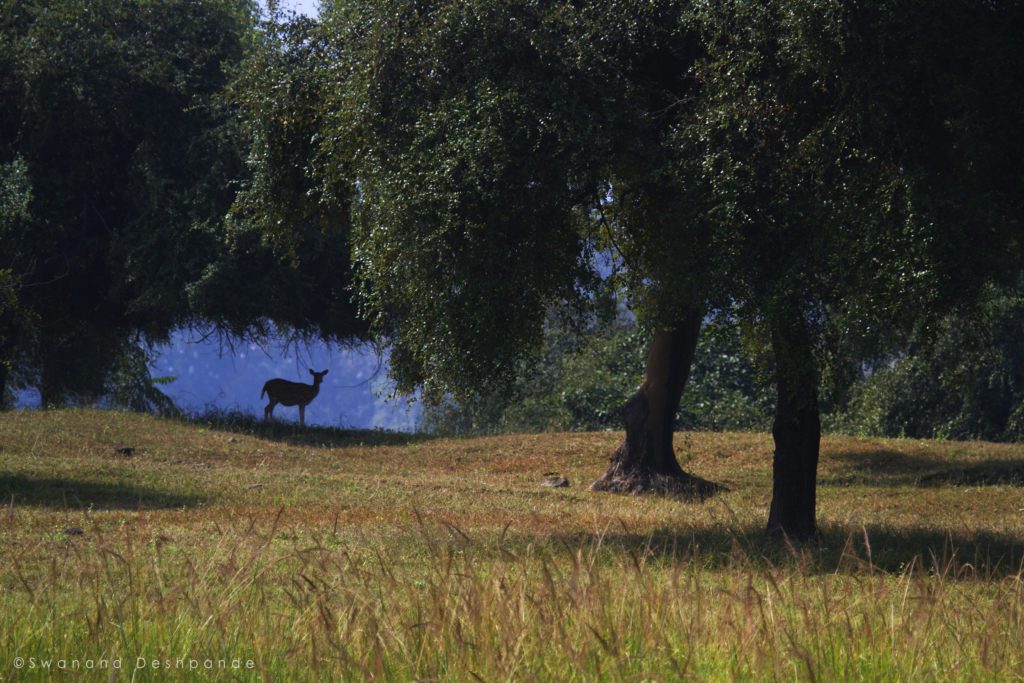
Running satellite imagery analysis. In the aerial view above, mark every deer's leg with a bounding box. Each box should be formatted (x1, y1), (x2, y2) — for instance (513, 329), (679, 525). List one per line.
(265, 401), (275, 421)
(299, 404), (305, 426)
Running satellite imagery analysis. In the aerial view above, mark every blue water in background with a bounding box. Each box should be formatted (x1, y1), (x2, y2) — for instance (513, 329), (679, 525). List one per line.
(150, 330), (421, 430)
(15, 332), (421, 430)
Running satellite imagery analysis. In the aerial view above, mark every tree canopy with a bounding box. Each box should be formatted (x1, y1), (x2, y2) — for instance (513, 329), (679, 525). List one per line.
(0, 0), (255, 403)
(272, 0), (1023, 536)
(0, 0), (369, 406)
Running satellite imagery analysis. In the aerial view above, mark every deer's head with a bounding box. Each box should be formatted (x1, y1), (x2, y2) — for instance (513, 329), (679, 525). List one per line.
(309, 369), (329, 385)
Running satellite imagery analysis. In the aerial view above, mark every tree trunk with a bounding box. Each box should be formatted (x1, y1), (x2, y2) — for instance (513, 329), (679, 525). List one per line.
(766, 304), (820, 540)
(0, 361), (8, 410)
(590, 310), (725, 500)
(39, 361), (63, 409)
(0, 333), (12, 410)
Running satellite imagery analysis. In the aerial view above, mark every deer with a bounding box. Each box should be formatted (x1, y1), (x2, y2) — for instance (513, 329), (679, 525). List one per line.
(261, 369), (328, 426)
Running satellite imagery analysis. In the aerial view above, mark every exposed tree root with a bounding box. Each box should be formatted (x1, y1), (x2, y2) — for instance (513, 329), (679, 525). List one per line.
(589, 315), (729, 503)
(590, 446), (729, 501)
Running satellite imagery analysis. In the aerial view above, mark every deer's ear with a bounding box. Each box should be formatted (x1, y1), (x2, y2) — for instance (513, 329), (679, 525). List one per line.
(322, 369), (329, 375)
(308, 369), (315, 376)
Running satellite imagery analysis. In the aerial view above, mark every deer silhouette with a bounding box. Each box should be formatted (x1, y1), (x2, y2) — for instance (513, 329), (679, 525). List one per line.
(261, 369), (328, 426)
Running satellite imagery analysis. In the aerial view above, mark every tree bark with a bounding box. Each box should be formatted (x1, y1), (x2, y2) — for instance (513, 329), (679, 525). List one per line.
(590, 310), (725, 500)
(766, 304), (820, 540)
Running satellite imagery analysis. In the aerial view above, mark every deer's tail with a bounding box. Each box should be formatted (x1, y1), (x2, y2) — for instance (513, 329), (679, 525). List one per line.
(260, 382), (268, 400)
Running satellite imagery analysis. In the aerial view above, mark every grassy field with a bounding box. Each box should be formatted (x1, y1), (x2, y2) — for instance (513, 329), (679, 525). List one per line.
(2, 409), (1024, 680)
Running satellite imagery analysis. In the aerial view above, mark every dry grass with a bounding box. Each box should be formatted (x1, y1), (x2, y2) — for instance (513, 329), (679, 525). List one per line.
(2, 409), (1024, 680)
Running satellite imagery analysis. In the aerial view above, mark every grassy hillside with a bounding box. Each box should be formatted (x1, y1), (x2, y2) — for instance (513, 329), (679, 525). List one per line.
(2, 410), (1024, 680)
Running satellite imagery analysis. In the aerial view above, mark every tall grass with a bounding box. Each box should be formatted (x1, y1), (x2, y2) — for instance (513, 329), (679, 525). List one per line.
(4, 514), (1024, 681)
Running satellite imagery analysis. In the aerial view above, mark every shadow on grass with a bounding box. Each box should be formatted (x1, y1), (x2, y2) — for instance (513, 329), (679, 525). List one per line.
(822, 449), (946, 486)
(822, 449), (1024, 488)
(0, 474), (204, 510)
(917, 460), (1024, 486)
(541, 522), (1024, 578)
(177, 410), (430, 448)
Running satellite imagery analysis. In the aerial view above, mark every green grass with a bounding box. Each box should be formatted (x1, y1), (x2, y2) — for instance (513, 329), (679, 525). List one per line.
(2, 409), (1024, 680)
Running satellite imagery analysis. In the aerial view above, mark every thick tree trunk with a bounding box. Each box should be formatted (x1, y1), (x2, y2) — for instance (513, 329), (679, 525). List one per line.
(590, 310), (725, 500)
(766, 305), (820, 540)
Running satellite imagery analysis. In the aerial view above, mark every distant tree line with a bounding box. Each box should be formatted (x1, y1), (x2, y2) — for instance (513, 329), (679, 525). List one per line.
(425, 280), (1024, 444)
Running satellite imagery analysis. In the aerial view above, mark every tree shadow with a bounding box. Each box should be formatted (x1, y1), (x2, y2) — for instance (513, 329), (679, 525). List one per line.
(0, 474), (205, 510)
(175, 411), (431, 448)
(543, 522), (1024, 578)
(821, 449), (1024, 488)
(917, 460), (1024, 486)
(823, 448), (947, 482)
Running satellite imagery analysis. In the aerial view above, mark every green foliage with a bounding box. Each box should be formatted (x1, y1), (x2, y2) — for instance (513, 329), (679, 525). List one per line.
(0, 156), (31, 226)
(660, 1), (1024, 454)
(102, 343), (179, 416)
(420, 310), (630, 435)
(0, 157), (35, 405)
(1, 1), (367, 409)
(428, 282), (1024, 442)
(425, 311), (775, 436)
(198, 10), (367, 344)
(186, 1), (1024, 444)
(1, 0), (255, 404)
(334, 0), (604, 401)
(679, 318), (775, 432)
(310, 0), (1021, 417)
(835, 284), (1024, 442)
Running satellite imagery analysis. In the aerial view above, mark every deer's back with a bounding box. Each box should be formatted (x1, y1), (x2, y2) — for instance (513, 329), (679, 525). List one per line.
(263, 378), (317, 406)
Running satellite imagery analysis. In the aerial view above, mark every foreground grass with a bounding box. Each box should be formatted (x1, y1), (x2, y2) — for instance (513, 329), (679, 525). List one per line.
(1, 410), (1024, 680)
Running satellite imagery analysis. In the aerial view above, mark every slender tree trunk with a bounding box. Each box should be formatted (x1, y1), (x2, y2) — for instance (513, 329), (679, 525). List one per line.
(0, 361), (8, 410)
(0, 334), (11, 410)
(766, 304), (820, 540)
(39, 361), (63, 409)
(590, 310), (724, 499)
